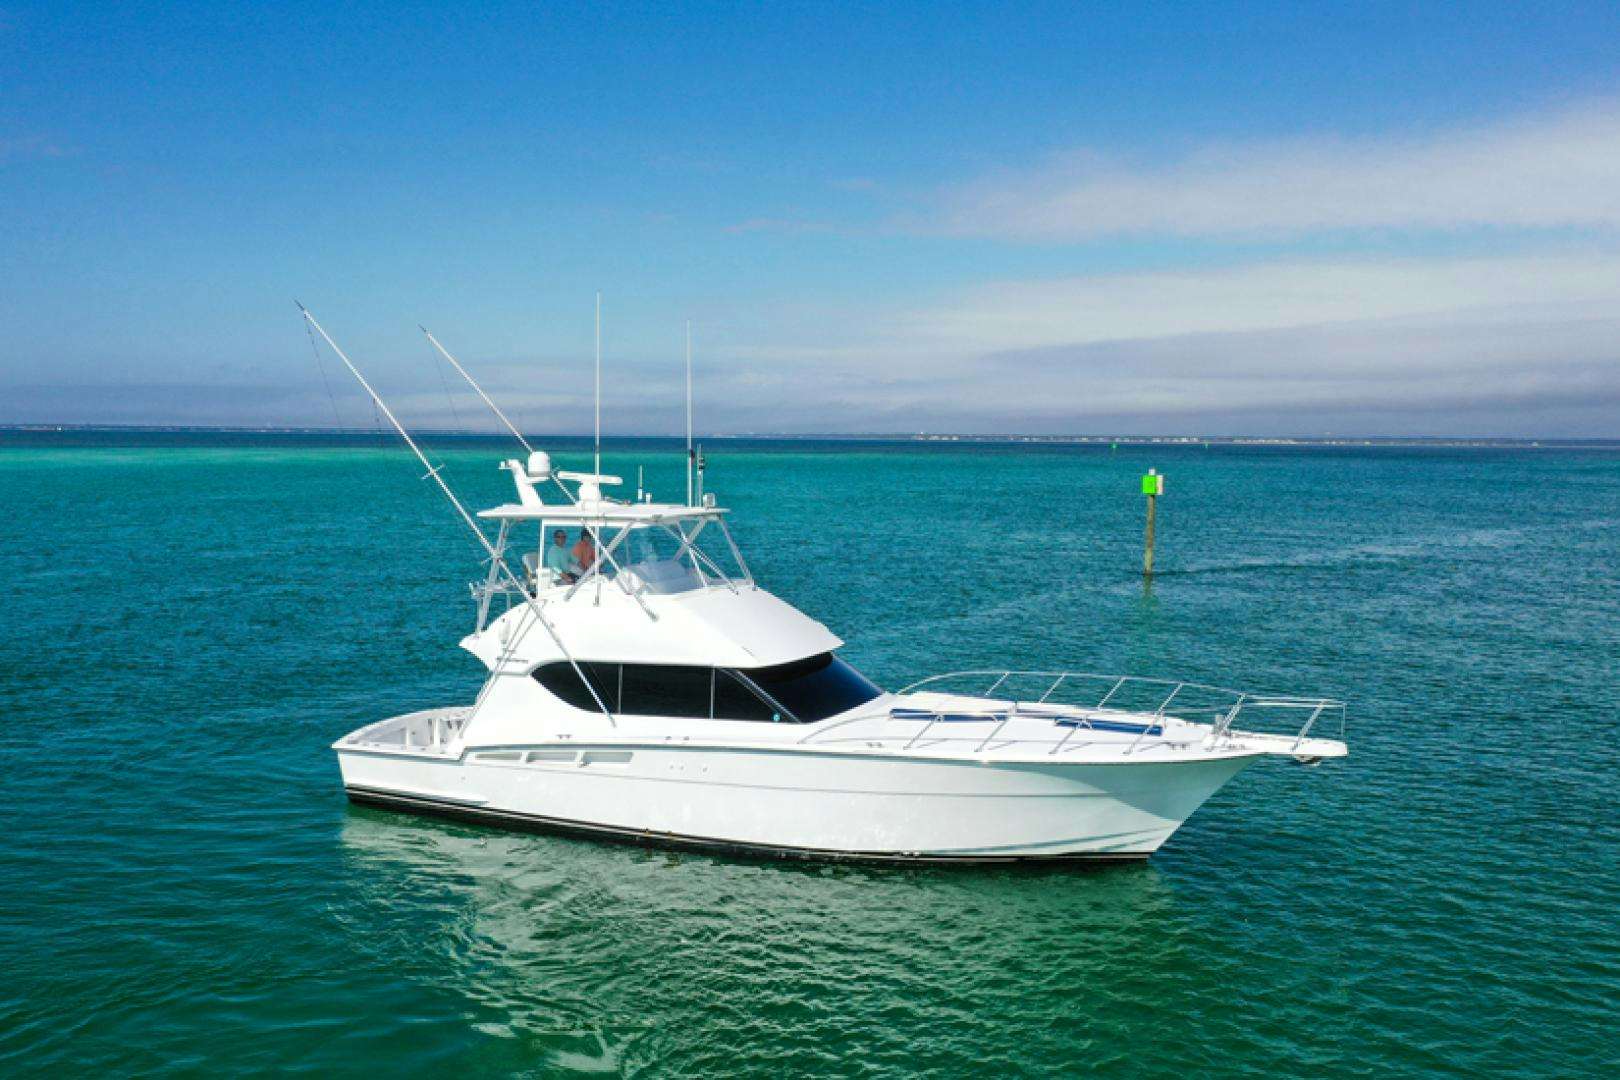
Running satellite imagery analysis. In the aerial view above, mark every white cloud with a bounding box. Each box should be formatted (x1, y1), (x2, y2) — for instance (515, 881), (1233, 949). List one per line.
(720, 253), (1620, 370)
(892, 253), (1620, 356)
(12, 253), (1619, 435)
(937, 102), (1620, 240)
(877, 314), (1620, 426)
(695, 253), (1620, 434)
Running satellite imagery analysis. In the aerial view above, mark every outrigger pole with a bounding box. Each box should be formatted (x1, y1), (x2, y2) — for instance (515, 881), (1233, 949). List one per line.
(297, 302), (615, 725)
(419, 326), (533, 453)
(417, 325), (577, 505)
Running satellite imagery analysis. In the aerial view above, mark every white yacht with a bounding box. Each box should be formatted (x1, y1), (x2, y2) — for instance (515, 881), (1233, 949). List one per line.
(302, 305), (1346, 864)
(332, 450), (1347, 863)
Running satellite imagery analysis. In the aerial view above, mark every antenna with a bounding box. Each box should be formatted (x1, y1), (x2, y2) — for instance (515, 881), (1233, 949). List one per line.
(297, 303), (613, 722)
(594, 291), (602, 478)
(685, 320), (694, 506)
(420, 327), (533, 453)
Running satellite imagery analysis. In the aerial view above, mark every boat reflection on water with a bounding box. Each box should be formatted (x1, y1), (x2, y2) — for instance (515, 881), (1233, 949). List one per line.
(337, 808), (1197, 1075)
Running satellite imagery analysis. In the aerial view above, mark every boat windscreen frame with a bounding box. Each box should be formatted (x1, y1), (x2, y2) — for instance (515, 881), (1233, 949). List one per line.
(549, 517), (750, 602)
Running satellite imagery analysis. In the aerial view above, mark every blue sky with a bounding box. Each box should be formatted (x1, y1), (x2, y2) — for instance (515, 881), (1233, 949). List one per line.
(4, 1), (1620, 435)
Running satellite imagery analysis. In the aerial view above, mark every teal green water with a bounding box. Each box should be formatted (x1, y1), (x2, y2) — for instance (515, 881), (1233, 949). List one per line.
(1, 434), (1617, 1077)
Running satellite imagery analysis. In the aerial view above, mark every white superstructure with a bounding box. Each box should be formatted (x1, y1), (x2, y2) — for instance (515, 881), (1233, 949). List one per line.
(305, 306), (1347, 863)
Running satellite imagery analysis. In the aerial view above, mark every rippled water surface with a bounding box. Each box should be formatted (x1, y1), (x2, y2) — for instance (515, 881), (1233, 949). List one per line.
(1, 433), (1616, 1077)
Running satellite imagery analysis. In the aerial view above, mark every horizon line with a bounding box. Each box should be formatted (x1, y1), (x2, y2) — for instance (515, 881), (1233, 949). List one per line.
(2, 423), (1617, 448)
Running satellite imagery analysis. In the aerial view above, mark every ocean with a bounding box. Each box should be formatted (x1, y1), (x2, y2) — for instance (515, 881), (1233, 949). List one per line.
(0, 431), (1615, 1077)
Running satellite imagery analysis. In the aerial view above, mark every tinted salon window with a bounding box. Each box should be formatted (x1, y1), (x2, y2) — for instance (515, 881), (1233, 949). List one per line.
(740, 653), (882, 723)
(712, 668), (779, 722)
(533, 660), (862, 723)
(618, 664), (712, 719)
(534, 661), (620, 712)
(536, 661), (712, 718)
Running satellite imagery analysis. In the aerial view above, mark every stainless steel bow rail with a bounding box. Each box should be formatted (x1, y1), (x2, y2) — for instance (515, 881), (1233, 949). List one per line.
(801, 670), (1345, 756)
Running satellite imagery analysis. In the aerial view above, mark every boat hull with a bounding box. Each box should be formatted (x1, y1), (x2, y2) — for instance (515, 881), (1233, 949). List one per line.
(336, 742), (1255, 863)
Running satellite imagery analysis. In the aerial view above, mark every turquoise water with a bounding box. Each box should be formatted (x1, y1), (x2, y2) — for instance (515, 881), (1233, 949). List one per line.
(1, 434), (1616, 1077)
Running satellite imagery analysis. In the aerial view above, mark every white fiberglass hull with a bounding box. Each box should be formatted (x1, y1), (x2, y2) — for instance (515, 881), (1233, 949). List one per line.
(335, 739), (1256, 863)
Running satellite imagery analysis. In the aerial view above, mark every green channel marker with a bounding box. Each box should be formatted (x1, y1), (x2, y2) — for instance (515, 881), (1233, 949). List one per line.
(1142, 469), (1163, 575)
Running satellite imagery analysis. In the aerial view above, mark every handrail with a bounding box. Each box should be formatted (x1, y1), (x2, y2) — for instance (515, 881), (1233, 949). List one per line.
(804, 670), (1345, 756)
(900, 669), (1341, 710)
(905, 668), (1246, 701)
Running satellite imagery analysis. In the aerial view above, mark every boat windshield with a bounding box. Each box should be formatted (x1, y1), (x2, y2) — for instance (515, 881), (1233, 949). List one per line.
(740, 653), (882, 723)
(523, 519), (747, 596)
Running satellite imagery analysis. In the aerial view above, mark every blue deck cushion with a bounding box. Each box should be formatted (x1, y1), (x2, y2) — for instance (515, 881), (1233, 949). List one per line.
(889, 708), (1002, 723)
(1054, 717), (1164, 736)
(890, 707), (1162, 736)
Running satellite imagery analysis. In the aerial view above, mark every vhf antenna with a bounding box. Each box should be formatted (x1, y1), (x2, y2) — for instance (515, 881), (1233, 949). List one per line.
(594, 291), (602, 478)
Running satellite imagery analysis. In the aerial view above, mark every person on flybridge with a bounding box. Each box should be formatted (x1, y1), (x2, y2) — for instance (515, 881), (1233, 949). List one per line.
(543, 528), (580, 584)
(572, 528), (597, 576)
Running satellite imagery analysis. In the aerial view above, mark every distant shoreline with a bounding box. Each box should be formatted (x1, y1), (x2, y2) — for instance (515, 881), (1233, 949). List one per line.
(2, 423), (1616, 450)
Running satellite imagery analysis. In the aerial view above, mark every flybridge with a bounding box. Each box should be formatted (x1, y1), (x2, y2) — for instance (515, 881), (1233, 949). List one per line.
(471, 448), (755, 634)
(296, 302), (751, 635)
